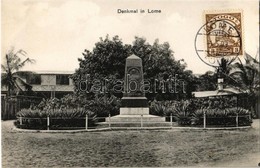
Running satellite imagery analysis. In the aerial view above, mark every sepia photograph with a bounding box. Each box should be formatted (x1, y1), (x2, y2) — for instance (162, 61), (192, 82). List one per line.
(1, 0), (260, 167)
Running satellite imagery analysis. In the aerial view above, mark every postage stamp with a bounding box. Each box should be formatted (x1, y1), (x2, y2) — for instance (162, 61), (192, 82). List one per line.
(205, 12), (243, 57)
(194, 10), (244, 67)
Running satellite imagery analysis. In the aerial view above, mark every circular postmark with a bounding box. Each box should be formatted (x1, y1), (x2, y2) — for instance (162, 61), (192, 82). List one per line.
(195, 18), (242, 67)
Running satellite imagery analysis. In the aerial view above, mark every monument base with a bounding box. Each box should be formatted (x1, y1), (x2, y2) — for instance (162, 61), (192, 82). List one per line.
(106, 107), (166, 123)
(121, 97), (148, 107)
(120, 107), (149, 115)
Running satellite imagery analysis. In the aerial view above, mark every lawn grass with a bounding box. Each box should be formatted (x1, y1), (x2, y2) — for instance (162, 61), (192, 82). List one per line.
(2, 120), (259, 167)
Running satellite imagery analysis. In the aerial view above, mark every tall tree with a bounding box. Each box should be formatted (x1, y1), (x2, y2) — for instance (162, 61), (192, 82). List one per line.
(196, 71), (217, 91)
(71, 35), (197, 100)
(71, 35), (131, 100)
(196, 57), (240, 91)
(1, 48), (35, 97)
(132, 37), (193, 99)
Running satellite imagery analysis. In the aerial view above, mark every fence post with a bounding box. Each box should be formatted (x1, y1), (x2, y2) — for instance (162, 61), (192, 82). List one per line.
(203, 111), (206, 129)
(47, 116), (50, 130)
(109, 113), (111, 128)
(85, 114), (88, 130)
(236, 113), (239, 127)
(170, 113), (173, 128)
(19, 116), (22, 125)
(141, 114), (143, 128)
(4, 99), (7, 120)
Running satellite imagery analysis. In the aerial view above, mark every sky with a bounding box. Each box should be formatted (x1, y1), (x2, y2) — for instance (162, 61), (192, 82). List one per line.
(1, 0), (259, 74)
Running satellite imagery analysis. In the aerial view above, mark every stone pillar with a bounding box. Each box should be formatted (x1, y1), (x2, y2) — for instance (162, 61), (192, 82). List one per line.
(121, 55), (147, 106)
(120, 54), (149, 115)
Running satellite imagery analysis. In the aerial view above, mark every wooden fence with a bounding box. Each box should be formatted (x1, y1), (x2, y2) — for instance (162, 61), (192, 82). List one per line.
(1, 96), (42, 120)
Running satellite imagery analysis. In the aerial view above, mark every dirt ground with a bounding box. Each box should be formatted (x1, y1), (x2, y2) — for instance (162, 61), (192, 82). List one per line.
(1, 119), (260, 167)
(210, 120), (260, 167)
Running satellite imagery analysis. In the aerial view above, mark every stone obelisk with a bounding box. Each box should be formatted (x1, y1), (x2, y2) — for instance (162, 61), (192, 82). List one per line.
(120, 54), (149, 115)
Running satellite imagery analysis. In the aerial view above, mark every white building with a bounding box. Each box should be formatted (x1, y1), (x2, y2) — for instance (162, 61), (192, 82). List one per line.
(1, 71), (74, 99)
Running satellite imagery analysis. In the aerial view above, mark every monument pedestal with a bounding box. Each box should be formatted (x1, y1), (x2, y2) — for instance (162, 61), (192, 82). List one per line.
(120, 107), (149, 115)
(121, 97), (148, 107)
(106, 97), (167, 124)
(106, 107), (166, 123)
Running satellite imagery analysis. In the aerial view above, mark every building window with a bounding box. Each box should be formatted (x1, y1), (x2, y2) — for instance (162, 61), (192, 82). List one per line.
(56, 75), (70, 85)
(26, 74), (41, 85)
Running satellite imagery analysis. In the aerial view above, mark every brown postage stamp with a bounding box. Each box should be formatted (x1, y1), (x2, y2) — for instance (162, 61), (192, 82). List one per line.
(204, 12), (243, 57)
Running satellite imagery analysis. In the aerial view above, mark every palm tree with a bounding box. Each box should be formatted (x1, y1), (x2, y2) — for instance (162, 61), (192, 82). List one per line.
(1, 48), (35, 98)
(216, 57), (237, 86)
(229, 52), (259, 93)
(228, 52), (260, 117)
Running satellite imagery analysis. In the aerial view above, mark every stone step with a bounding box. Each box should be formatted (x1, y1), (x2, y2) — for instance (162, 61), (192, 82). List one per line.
(106, 114), (166, 122)
(95, 122), (173, 128)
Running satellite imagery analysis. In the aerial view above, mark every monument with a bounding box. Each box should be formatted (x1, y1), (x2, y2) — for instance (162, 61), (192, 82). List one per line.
(121, 54), (149, 115)
(106, 54), (166, 125)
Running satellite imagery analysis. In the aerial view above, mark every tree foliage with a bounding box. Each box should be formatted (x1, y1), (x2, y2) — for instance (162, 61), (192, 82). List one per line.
(228, 52), (259, 94)
(196, 71), (217, 91)
(194, 52), (259, 117)
(228, 52), (260, 116)
(71, 35), (197, 100)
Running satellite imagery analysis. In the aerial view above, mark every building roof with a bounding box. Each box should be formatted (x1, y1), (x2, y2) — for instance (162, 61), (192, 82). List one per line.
(16, 70), (75, 75)
(192, 87), (245, 98)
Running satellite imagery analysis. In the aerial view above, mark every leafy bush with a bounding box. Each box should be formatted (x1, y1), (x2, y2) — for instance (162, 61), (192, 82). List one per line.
(16, 108), (95, 118)
(191, 107), (252, 126)
(148, 99), (251, 127)
(35, 94), (121, 118)
(15, 108), (96, 130)
(85, 95), (121, 118)
(149, 100), (175, 116)
(15, 93), (121, 129)
(36, 94), (84, 111)
(191, 96), (237, 109)
(225, 107), (251, 116)
(172, 100), (194, 125)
